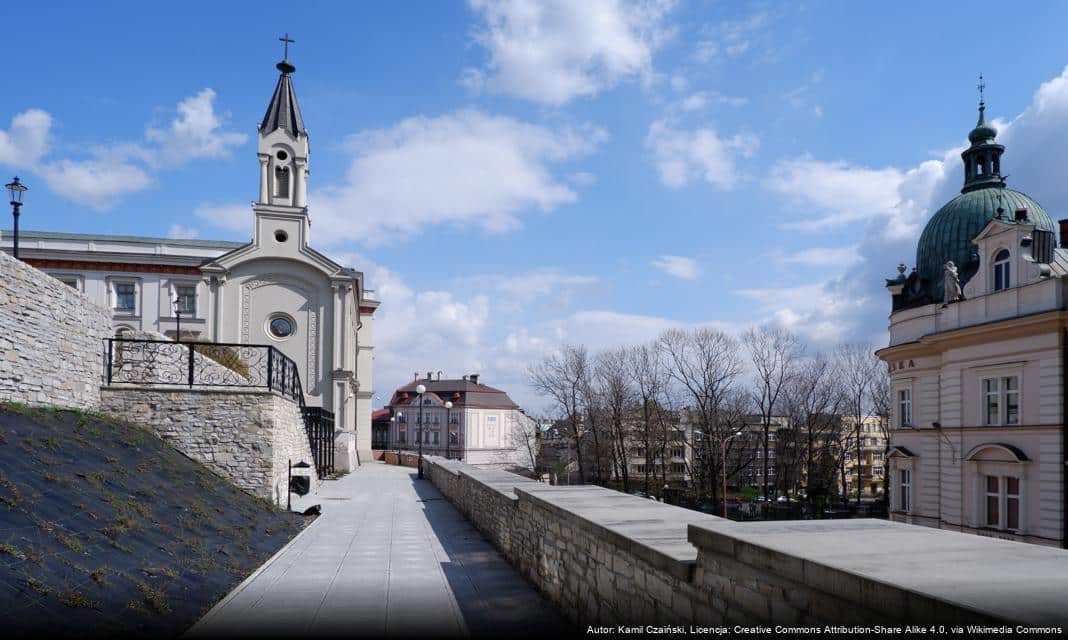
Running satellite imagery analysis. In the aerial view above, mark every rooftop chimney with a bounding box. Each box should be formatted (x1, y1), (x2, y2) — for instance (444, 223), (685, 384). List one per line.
(426, 371), (432, 380)
(462, 375), (468, 381)
(470, 373), (480, 385)
(413, 372), (419, 381)
(1060, 219), (1068, 248)
(436, 370), (443, 381)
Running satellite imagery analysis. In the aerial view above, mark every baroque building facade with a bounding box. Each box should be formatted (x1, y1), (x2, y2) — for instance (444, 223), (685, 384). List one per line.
(878, 97), (1066, 546)
(0, 53), (379, 470)
(382, 373), (535, 470)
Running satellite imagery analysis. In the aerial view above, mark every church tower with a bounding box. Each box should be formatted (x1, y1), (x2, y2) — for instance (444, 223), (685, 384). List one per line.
(255, 34), (311, 244)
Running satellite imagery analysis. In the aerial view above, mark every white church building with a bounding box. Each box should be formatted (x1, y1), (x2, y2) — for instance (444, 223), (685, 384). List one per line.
(0, 52), (379, 470)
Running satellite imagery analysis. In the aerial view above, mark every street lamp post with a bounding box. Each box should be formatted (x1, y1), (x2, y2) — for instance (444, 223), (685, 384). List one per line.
(5, 177), (28, 260)
(171, 290), (182, 342)
(444, 401), (453, 460)
(718, 430), (744, 519)
(416, 384), (426, 479)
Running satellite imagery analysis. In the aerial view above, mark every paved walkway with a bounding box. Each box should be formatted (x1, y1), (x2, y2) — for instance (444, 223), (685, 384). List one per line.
(188, 462), (568, 638)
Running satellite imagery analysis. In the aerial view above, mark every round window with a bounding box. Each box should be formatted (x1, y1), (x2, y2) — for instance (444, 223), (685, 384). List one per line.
(276, 150), (288, 161)
(267, 314), (296, 339)
(275, 230), (288, 242)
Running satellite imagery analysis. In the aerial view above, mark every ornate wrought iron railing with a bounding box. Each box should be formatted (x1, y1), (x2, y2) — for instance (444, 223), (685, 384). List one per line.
(103, 338), (335, 478)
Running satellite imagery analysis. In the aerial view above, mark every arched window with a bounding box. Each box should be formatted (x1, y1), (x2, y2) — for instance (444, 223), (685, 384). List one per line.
(993, 249), (1010, 291)
(275, 166), (290, 199)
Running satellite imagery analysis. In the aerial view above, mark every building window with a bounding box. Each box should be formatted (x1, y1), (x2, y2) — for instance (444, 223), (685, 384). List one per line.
(984, 475), (1021, 531)
(449, 429), (459, 445)
(398, 427), (406, 444)
(114, 283), (136, 312)
(57, 277), (79, 290)
(993, 249), (1011, 291)
(898, 468), (911, 512)
(982, 376), (1020, 426)
(267, 313), (296, 339)
(672, 463), (686, 474)
(672, 447), (685, 458)
(175, 285), (197, 315)
(897, 388), (912, 427)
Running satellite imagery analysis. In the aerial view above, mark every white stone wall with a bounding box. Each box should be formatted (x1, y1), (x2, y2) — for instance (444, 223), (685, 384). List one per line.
(0, 252), (111, 409)
(99, 387), (316, 505)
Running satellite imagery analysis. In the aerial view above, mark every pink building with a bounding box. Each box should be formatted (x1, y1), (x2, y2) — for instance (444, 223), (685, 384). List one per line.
(878, 98), (1066, 547)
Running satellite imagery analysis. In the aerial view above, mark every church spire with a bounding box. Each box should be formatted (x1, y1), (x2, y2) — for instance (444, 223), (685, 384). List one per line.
(260, 33), (306, 138)
(960, 74), (1005, 193)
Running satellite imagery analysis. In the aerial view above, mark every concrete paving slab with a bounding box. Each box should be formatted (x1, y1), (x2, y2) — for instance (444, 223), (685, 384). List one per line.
(188, 462), (571, 638)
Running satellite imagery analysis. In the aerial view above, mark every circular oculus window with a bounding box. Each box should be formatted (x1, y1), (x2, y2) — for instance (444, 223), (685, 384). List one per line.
(267, 314), (296, 339)
(274, 229), (288, 242)
(276, 150), (288, 161)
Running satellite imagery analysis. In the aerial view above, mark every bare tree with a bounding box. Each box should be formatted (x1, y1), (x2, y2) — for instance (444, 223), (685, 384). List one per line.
(626, 341), (670, 495)
(595, 347), (635, 492)
(659, 327), (745, 503)
(782, 354), (845, 508)
(510, 413), (542, 476)
(527, 345), (588, 482)
(743, 326), (803, 500)
(835, 343), (882, 505)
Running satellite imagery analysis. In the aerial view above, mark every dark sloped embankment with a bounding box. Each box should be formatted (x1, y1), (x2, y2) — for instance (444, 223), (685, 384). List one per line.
(0, 404), (308, 638)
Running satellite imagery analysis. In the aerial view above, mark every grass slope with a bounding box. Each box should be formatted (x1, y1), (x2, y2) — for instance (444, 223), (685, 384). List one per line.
(0, 403), (308, 638)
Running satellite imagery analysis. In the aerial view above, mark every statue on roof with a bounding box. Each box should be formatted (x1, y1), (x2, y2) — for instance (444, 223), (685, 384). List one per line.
(943, 261), (963, 305)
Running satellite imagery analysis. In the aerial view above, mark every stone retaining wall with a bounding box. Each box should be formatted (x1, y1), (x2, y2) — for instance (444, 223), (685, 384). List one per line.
(100, 386), (316, 504)
(424, 456), (1068, 626)
(0, 251), (111, 410)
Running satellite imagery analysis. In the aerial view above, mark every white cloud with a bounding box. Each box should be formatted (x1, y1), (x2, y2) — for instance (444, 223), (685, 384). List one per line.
(651, 255), (701, 280)
(467, 268), (599, 311)
(463, 0), (677, 105)
(760, 64), (1068, 347)
(38, 158), (153, 211)
(646, 119), (758, 189)
(145, 89), (247, 167)
(694, 11), (769, 64)
(1, 89), (245, 210)
(0, 109), (52, 167)
(776, 245), (862, 267)
(301, 110), (604, 245)
(768, 155), (946, 233)
(193, 202), (251, 233)
(166, 224), (200, 239)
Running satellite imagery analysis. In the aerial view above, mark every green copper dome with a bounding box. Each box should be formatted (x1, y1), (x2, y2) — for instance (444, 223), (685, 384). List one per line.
(914, 99), (1056, 302)
(916, 188), (1055, 300)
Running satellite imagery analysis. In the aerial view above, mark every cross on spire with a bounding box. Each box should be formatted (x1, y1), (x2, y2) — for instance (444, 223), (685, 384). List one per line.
(279, 33), (295, 61)
(977, 73), (986, 108)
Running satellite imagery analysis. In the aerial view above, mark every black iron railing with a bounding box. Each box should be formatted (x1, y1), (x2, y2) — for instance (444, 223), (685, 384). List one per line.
(104, 338), (335, 478)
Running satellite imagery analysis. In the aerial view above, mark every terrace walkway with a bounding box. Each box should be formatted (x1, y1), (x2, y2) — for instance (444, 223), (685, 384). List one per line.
(188, 462), (568, 638)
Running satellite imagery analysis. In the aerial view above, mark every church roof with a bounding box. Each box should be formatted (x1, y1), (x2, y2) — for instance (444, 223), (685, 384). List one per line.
(912, 98), (1056, 302)
(390, 378), (521, 410)
(260, 59), (306, 138)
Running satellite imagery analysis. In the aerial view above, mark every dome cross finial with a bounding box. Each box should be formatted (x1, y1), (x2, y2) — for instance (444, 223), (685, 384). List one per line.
(279, 33), (295, 61)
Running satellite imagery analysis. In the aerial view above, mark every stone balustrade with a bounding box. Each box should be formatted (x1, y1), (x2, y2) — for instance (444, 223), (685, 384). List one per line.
(423, 456), (1068, 627)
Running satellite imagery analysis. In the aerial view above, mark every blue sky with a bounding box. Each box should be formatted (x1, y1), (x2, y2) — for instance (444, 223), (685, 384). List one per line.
(7, 1), (1068, 409)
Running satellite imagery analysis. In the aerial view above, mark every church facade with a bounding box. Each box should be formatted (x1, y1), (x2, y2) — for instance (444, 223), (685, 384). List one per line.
(0, 53), (379, 470)
(878, 96), (1067, 547)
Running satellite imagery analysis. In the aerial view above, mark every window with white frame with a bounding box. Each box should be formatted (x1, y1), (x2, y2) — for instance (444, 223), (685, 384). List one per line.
(898, 468), (911, 512)
(113, 282), (137, 312)
(432, 431), (439, 445)
(984, 475), (1021, 531)
(449, 428), (459, 445)
(978, 476), (1021, 529)
(898, 388), (912, 427)
(174, 284), (197, 315)
(672, 463), (686, 474)
(982, 375), (1020, 426)
(993, 249), (1011, 291)
(398, 426), (407, 444)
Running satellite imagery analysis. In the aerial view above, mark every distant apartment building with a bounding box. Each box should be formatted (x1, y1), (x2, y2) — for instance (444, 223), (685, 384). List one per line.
(841, 416), (890, 498)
